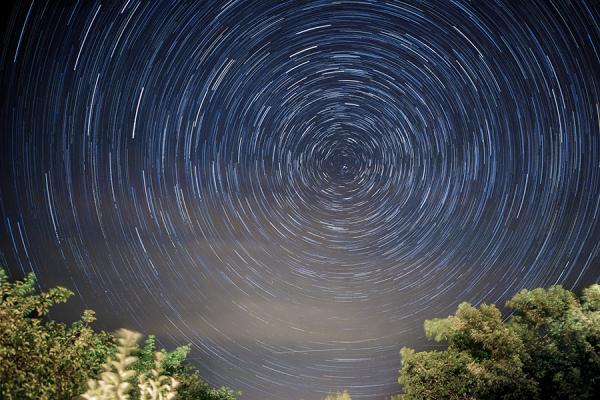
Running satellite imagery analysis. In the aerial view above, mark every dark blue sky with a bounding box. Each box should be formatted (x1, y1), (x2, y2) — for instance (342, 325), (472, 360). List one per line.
(1, 1), (599, 398)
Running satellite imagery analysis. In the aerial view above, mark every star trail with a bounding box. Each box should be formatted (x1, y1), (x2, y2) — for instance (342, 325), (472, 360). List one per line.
(1, 1), (599, 399)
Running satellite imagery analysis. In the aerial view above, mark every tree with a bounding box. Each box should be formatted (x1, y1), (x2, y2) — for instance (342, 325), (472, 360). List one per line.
(506, 285), (600, 399)
(0, 269), (115, 399)
(398, 347), (475, 399)
(0, 268), (239, 400)
(323, 390), (352, 400)
(174, 371), (239, 400)
(397, 284), (600, 399)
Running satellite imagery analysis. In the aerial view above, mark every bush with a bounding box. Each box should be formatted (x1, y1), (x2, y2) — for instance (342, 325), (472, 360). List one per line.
(82, 328), (179, 400)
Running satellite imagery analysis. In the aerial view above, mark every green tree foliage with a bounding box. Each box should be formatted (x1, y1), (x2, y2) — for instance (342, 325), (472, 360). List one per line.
(398, 284), (600, 399)
(82, 329), (144, 400)
(506, 285), (600, 398)
(323, 390), (352, 400)
(0, 269), (115, 399)
(174, 370), (240, 400)
(82, 329), (179, 400)
(0, 269), (239, 400)
(128, 335), (186, 399)
(130, 333), (239, 400)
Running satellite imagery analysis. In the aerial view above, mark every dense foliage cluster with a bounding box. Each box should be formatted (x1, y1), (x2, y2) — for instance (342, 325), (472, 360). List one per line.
(82, 328), (179, 400)
(0, 269), (114, 399)
(0, 269), (238, 400)
(322, 390), (352, 400)
(397, 284), (600, 399)
(2, 267), (598, 399)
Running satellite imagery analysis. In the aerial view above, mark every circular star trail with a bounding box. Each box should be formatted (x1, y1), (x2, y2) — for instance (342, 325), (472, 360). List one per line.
(1, 1), (599, 399)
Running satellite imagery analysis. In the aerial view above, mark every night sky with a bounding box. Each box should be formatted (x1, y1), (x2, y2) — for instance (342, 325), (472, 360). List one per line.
(1, 1), (599, 399)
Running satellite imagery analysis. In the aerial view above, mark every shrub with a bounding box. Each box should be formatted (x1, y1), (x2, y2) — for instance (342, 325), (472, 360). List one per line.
(82, 329), (178, 400)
